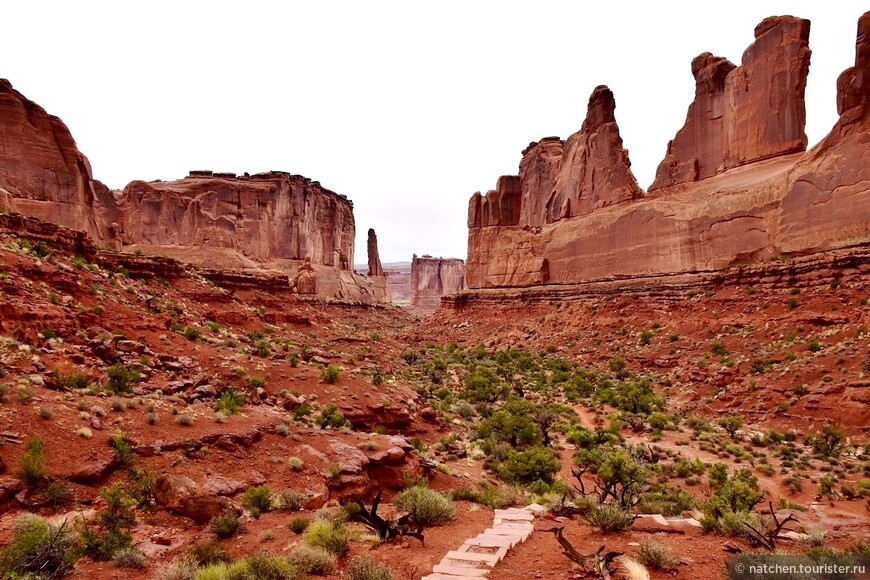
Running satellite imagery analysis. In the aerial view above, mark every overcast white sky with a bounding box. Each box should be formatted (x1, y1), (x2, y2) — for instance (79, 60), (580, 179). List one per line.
(4, 2), (865, 263)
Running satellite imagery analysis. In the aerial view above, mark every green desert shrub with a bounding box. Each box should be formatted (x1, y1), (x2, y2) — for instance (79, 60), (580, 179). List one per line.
(394, 486), (455, 525)
(586, 503), (634, 533)
(0, 514), (77, 578)
(302, 519), (349, 556)
(636, 539), (676, 570)
(154, 555), (199, 580)
(242, 485), (274, 517)
(190, 541), (231, 566)
(18, 435), (47, 490)
(106, 364), (141, 394)
(316, 404), (347, 429)
(215, 388), (244, 415)
(320, 364), (341, 384)
(288, 517), (309, 534)
(113, 547), (147, 568)
(209, 511), (242, 538)
(344, 555), (395, 580)
(289, 544), (336, 575)
(498, 446), (560, 484)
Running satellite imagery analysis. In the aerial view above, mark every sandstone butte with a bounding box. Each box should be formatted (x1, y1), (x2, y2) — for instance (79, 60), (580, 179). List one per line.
(466, 13), (870, 290)
(0, 79), (386, 303)
(409, 255), (467, 313)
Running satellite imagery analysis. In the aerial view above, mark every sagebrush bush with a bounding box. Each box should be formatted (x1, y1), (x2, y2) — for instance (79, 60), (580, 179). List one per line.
(0, 514), (77, 578)
(320, 364), (341, 384)
(106, 364), (141, 395)
(190, 541), (230, 566)
(245, 552), (301, 580)
(154, 555), (199, 580)
(343, 555), (395, 580)
(242, 485), (274, 517)
(209, 512), (242, 538)
(288, 518), (309, 534)
(586, 503), (635, 533)
(277, 489), (306, 511)
(215, 388), (244, 415)
(302, 519), (349, 556)
(289, 544), (336, 575)
(394, 486), (455, 525)
(636, 539), (675, 570)
(18, 435), (47, 489)
(113, 547), (147, 568)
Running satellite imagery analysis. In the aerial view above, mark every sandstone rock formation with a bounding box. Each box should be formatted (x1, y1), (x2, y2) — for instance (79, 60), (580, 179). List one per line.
(411, 255), (466, 312)
(649, 16), (811, 191)
(115, 171), (355, 268)
(466, 13), (870, 290)
(468, 85), (641, 232)
(468, 83), (641, 287)
(0, 79), (387, 302)
(366, 228), (384, 277)
(0, 79), (114, 242)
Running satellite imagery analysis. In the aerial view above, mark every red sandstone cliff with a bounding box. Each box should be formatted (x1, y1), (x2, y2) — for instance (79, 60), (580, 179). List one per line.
(410, 255), (466, 313)
(649, 16), (811, 191)
(0, 79), (115, 242)
(466, 13), (870, 290)
(0, 80), (385, 302)
(115, 171), (354, 267)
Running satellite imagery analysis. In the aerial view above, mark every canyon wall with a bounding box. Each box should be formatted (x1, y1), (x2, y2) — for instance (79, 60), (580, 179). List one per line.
(115, 171), (355, 268)
(0, 79), (115, 242)
(466, 13), (870, 290)
(411, 255), (466, 312)
(0, 79), (385, 302)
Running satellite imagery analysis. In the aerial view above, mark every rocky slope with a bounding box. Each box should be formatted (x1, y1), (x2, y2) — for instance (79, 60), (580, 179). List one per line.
(466, 13), (870, 290)
(410, 255), (466, 313)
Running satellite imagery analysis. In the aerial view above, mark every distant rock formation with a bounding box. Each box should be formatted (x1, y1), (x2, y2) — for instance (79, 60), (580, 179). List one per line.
(367, 228), (384, 277)
(466, 13), (870, 290)
(0, 80), (387, 303)
(364, 228), (390, 302)
(411, 255), (466, 312)
(649, 16), (811, 191)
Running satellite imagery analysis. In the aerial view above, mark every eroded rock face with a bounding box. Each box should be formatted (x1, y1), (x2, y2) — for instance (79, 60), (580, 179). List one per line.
(0, 79), (387, 302)
(367, 228), (384, 277)
(411, 255), (466, 312)
(649, 16), (811, 191)
(0, 79), (114, 242)
(467, 84), (640, 288)
(468, 85), (640, 233)
(115, 171), (355, 268)
(466, 13), (870, 290)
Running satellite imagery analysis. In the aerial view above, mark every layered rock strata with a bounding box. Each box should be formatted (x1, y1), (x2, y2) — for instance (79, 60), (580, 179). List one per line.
(411, 255), (466, 312)
(0, 80), (385, 302)
(466, 13), (870, 290)
(0, 80), (115, 242)
(649, 16), (811, 191)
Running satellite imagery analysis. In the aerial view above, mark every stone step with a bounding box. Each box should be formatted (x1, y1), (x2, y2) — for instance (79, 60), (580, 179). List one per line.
(494, 509), (534, 520)
(491, 522), (534, 531)
(465, 535), (517, 549)
(482, 527), (531, 541)
(423, 575), (475, 580)
(433, 563), (490, 577)
(444, 550), (502, 565)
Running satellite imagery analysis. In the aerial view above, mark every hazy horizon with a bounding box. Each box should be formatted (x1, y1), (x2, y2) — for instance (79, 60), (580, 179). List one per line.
(5, 2), (865, 263)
